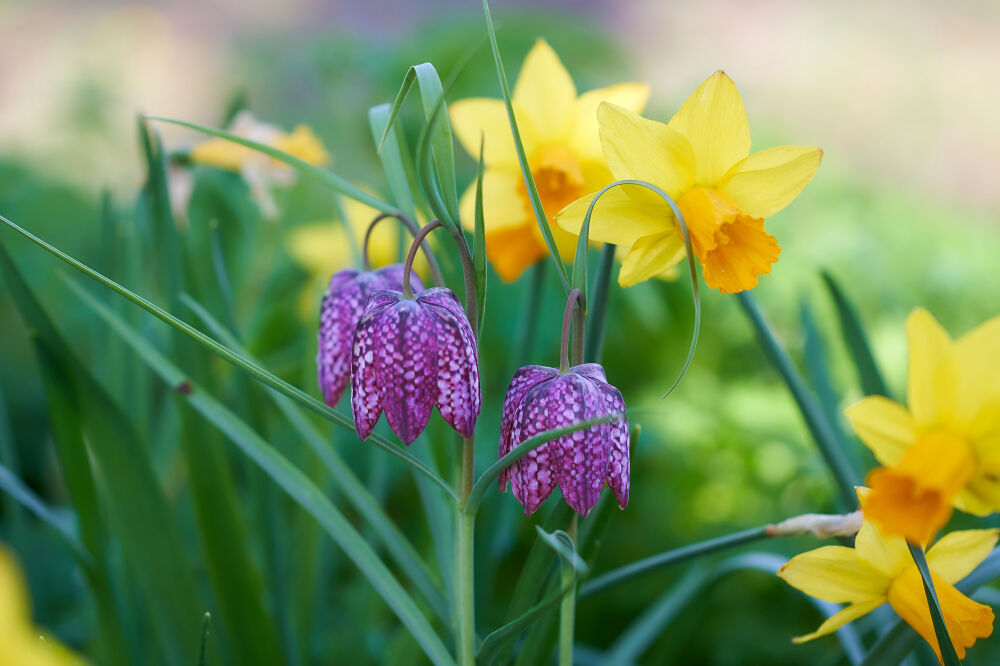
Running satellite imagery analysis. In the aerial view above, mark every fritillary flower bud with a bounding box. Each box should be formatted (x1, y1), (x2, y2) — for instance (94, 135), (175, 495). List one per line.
(317, 265), (421, 406)
(351, 287), (480, 444)
(498, 362), (629, 516)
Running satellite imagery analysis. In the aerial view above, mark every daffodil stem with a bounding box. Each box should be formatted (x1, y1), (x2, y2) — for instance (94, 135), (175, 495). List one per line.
(402, 220), (443, 298)
(735, 291), (859, 510)
(584, 243), (615, 363)
(558, 515), (579, 666)
(367, 213), (445, 287)
(560, 288), (584, 372)
(455, 436), (476, 665)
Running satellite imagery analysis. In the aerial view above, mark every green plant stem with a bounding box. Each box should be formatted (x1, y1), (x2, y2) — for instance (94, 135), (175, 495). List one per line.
(735, 291), (859, 509)
(559, 516), (579, 666)
(579, 526), (770, 598)
(456, 436), (476, 666)
(584, 244), (615, 363)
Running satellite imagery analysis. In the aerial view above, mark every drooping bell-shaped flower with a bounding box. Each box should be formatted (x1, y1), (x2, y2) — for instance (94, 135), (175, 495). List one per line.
(351, 287), (480, 444)
(317, 265), (422, 406)
(498, 362), (629, 516)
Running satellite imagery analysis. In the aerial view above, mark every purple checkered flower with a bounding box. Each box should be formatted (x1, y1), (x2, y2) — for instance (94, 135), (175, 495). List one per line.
(317, 265), (421, 407)
(351, 287), (480, 444)
(498, 363), (629, 517)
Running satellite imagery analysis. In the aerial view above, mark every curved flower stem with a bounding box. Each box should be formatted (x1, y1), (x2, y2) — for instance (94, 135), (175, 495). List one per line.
(365, 213), (446, 287)
(560, 289), (584, 373)
(402, 220), (443, 298)
(558, 515), (579, 666)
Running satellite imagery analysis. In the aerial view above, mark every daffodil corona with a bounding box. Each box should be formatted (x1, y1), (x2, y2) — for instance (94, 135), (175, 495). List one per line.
(558, 71), (822, 293)
(450, 39), (649, 281)
(846, 309), (1000, 544)
(778, 509), (996, 662)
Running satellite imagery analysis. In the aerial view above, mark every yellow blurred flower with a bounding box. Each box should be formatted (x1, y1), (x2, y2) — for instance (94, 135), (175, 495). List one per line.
(189, 110), (330, 218)
(1, 546), (86, 666)
(449, 39), (648, 282)
(778, 509), (996, 663)
(558, 71), (822, 293)
(846, 309), (1000, 544)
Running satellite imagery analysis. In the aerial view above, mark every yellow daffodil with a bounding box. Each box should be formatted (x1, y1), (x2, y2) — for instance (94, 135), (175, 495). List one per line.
(846, 309), (1000, 544)
(450, 39), (649, 282)
(557, 71), (822, 293)
(1, 546), (85, 665)
(778, 509), (996, 663)
(190, 111), (330, 218)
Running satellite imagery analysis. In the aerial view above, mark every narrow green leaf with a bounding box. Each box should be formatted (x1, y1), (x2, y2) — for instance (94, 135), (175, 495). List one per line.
(0, 463), (89, 564)
(181, 293), (451, 625)
(480, 0), (570, 289)
(800, 301), (852, 452)
(473, 136), (488, 333)
(465, 412), (625, 513)
(148, 116), (397, 214)
(198, 613), (212, 666)
(736, 291), (859, 510)
(68, 278), (454, 666)
(822, 270), (891, 398)
(137, 117), (183, 309)
(535, 527), (587, 574)
(0, 214), (457, 501)
(908, 544), (962, 665)
(584, 244), (616, 363)
(369, 103), (418, 222)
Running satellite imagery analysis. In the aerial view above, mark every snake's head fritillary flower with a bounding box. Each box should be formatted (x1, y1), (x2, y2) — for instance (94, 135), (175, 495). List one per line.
(351, 287), (480, 444)
(778, 499), (997, 663)
(845, 308), (1000, 544)
(317, 265), (421, 407)
(498, 363), (628, 516)
(450, 39), (649, 282)
(558, 71), (822, 294)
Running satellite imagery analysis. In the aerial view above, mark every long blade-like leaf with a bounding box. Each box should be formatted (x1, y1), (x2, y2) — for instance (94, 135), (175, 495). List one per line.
(908, 544), (961, 665)
(473, 136), (488, 333)
(822, 270), (891, 398)
(68, 276), (456, 666)
(0, 214), (456, 501)
(369, 103), (418, 222)
(0, 463), (89, 564)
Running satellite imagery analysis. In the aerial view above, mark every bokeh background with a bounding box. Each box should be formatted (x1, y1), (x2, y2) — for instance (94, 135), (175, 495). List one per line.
(2, 0), (999, 663)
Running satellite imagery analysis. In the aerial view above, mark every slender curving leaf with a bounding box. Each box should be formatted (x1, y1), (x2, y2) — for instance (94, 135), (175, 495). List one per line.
(369, 103), (418, 223)
(822, 270), (891, 398)
(0, 463), (89, 565)
(0, 213), (457, 501)
(473, 135), (488, 333)
(147, 116), (396, 214)
(584, 243), (616, 363)
(68, 277), (456, 666)
(908, 544), (961, 665)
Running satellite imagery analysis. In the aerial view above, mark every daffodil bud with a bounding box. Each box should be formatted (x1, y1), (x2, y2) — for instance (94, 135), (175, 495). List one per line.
(498, 363), (628, 516)
(317, 265), (421, 406)
(351, 287), (480, 444)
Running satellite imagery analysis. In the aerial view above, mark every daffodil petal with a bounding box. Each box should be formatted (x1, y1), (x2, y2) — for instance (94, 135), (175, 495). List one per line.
(449, 98), (526, 167)
(907, 308), (957, 426)
(597, 102), (695, 199)
(458, 169), (528, 233)
(570, 82), (650, 163)
(666, 71), (750, 183)
(926, 529), (1000, 585)
(955, 314), (1000, 427)
(720, 146), (823, 219)
(845, 396), (915, 466)
(512, 39), (577, 141)
(777, 546), (891, 603)
(792, 597), (885, 644)
(556, 186), (672, 247)
(287, 224), (352, 277)
(617, 232), (685, 288)
(853, 519), (912, 579)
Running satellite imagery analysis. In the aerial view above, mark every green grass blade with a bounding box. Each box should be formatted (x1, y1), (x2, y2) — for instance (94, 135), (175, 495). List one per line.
(67, 278), (455, 666)
(181, 293), (451, 625)
(137, 117), (183, 309)
(473, 137), (488, 333)
(369, 103), (418, 222)
(0, 214), (456, 501)
(480, 0), (569, 289)
(148, 116), (396, 214)
(800, 301), (853, 451)
(584, 244), (615, 363)
(736, 291), (859, 510)
(822, 270), (891, 398)
(908, 544), (961, 665)
(0, 463), (89, 564)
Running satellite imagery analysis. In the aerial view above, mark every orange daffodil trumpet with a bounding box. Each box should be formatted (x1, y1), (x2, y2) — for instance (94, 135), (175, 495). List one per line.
(557, 71), (822, 293)
(846, 309), (1000, 545)
(778, 500), (997, 662)
(450, 39), (649, 282)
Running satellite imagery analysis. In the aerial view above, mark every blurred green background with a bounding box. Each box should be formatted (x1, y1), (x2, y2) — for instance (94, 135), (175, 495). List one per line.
(1, 0), (999, 664)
